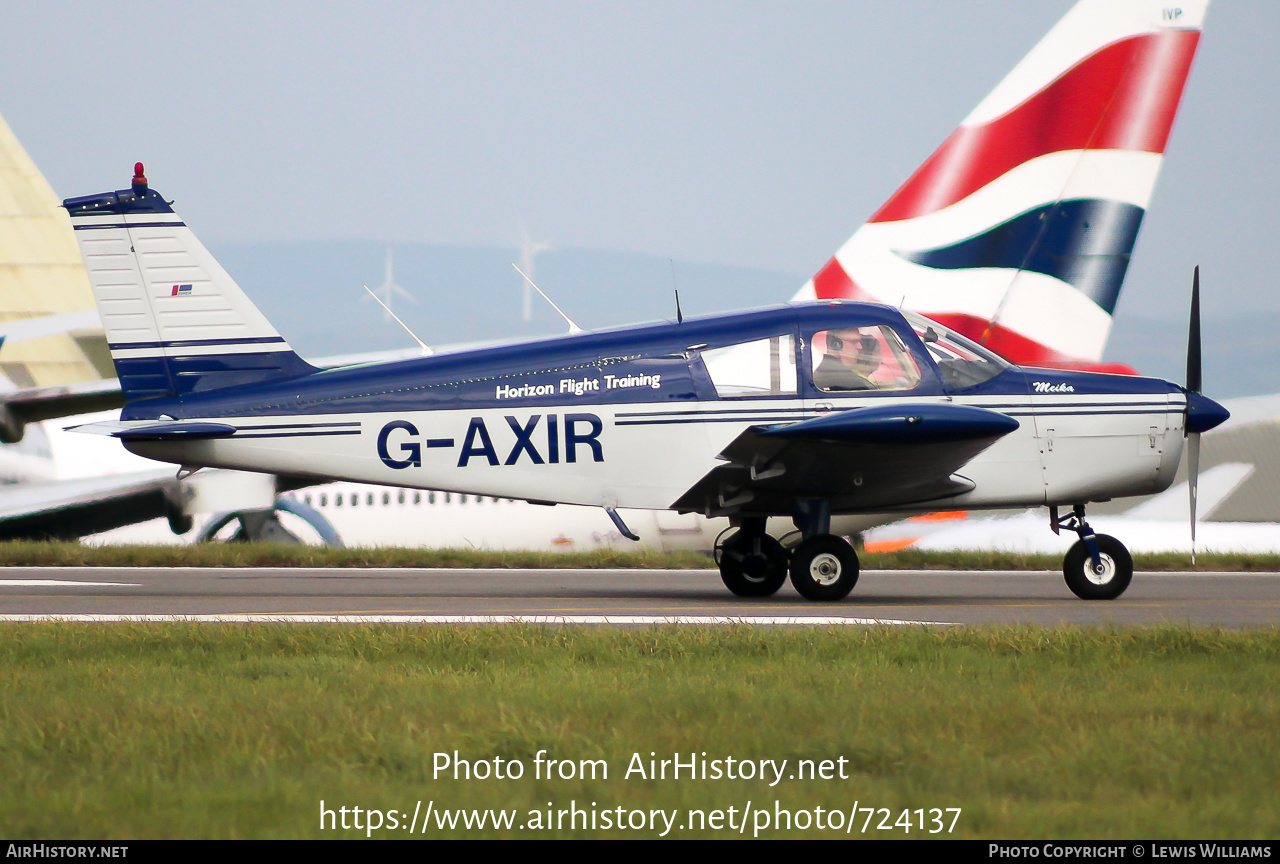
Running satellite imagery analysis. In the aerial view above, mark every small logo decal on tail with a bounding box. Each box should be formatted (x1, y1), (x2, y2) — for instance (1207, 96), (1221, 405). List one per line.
(171, 284), (193, 297)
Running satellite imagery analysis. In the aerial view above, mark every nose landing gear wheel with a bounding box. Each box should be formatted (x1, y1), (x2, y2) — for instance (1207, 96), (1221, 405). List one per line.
(715, 531), (789, 597)
(1063, 534), (1132, 600)
(789, 534), (859, 601)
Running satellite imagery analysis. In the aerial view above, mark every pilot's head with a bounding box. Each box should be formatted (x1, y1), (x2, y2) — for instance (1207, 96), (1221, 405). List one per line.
(852, 333), (881, 372)
(825, 330), (853, 357)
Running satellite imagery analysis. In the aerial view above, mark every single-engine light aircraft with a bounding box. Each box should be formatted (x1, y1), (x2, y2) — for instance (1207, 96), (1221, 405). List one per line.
(65, 167), (1228, 600)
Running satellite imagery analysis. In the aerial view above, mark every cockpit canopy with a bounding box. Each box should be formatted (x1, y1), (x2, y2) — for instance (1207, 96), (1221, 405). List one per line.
(697, 306), (1013, 399)
(898, 310), (1010, 390)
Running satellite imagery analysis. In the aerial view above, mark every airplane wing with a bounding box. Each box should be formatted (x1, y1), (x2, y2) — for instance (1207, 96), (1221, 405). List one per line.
(0, 469), (180, 540)
(672, 404), (1021, 518)
(0, 461), (325, 542)
(0, 378), (125, 443)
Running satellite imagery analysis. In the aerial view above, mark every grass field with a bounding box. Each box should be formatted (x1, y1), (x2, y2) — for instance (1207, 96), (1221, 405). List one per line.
(1, 624), (1277, 839)
(4, 539), (1280, 572)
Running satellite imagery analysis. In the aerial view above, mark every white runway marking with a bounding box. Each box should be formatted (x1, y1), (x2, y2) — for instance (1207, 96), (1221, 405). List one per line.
(0, 613), (952, 626)
(0, 580), (141, 588)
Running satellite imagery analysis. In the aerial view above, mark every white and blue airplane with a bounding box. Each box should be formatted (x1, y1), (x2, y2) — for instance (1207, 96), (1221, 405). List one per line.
(63, 164), (1228, 601)
(71, 0), (1216, 555)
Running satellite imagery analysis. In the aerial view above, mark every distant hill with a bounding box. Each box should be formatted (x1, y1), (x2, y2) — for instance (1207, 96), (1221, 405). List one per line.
(208, 240), (1276, 398)
(1105, 313), (1280, 399)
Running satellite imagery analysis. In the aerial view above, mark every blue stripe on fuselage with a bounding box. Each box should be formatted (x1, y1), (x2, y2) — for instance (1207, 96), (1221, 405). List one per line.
(113, 350), (318, 401)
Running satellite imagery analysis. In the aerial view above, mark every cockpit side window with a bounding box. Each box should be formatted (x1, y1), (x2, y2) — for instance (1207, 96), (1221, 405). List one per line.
(901, 311), (1009, 390)
(811, 325), (922, 393)
(701, 334), (797, 397)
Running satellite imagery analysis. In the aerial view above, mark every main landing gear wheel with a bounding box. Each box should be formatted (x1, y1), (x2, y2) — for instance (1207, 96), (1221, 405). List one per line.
(789, 534), (859, 601)
(716, 530), (789, 597)
(195, 497), (344, 547)
(1063, 534), (1132, 600)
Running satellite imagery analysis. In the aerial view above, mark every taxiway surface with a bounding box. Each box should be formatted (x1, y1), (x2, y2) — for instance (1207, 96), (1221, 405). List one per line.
(1, 567), (1277, 627)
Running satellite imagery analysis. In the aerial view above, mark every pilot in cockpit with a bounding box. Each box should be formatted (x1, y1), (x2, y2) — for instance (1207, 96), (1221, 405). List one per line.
(814, 329), (881, 391)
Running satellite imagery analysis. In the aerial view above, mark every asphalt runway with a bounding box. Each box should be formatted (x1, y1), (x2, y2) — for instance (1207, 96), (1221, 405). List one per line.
(0, 567), (1278, 627)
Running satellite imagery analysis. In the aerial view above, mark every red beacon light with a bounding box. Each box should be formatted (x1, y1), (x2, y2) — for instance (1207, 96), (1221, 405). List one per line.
(131, 162), (148, 195)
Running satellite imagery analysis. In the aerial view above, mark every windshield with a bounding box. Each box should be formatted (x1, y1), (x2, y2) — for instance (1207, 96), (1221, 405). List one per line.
(901, 311), (1010, 390)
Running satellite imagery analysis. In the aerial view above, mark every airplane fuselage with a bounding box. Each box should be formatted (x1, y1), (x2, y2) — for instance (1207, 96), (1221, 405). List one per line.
(115, 303), (1187, 518)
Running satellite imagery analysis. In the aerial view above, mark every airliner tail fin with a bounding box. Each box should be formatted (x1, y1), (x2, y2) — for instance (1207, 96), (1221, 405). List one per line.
(798, 0), (1210, 372)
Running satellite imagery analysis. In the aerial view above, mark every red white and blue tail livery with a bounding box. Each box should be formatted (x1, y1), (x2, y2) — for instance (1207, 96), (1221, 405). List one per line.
(795, 0), (1210, 372)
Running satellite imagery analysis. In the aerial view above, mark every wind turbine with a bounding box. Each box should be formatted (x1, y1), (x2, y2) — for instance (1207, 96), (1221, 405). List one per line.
(516, 220), (552, 322)
(365, 248), (414, 321)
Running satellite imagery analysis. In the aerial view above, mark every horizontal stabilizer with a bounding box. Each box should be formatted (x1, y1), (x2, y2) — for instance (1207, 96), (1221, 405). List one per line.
(761, 404), (1020, 445)
(0, 378), (125, 443)
(112, 422), (238, 441)
(68, 419), (236, 440)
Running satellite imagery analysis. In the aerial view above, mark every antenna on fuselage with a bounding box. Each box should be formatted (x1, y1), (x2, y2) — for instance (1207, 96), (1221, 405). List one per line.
(670, 259), (683, 324)
(512, 264), (585, 335)
(362, 285), (433, 355)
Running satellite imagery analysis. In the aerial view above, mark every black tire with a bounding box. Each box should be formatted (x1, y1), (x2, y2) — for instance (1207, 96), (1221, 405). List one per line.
(789, 534), (859, 601)
(1063, 534), (1133, 600)
(716, 531), (789, 597)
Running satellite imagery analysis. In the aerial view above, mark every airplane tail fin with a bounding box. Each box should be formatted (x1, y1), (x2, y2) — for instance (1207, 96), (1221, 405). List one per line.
(0, 110), (111, 388)
(62, 165), (316, 405)
(797, 0), (1209, 372)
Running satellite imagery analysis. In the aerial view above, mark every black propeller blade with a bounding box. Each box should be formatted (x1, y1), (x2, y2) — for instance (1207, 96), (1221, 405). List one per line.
(1187, 265), (1201, 395)
(1187, 266), (1202, 561)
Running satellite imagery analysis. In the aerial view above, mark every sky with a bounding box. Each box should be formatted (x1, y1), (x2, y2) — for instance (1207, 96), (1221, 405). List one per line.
(2, 1), (1277, 330)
